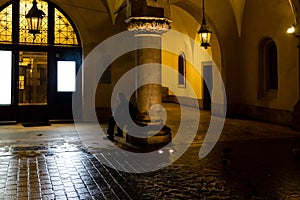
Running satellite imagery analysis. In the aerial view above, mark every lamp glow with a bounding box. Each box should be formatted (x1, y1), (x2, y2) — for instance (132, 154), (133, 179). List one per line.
(287, 25), (295, 34)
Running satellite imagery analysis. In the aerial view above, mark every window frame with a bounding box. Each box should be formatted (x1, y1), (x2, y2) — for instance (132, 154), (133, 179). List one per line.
(258, 37), (278, 100)
(0, 0), (81, 46)
(178, 52), (186, 87)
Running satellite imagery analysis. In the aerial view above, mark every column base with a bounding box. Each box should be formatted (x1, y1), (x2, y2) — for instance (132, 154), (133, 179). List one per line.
(126, 125), (171, 147)
(292, 100), (300, 130)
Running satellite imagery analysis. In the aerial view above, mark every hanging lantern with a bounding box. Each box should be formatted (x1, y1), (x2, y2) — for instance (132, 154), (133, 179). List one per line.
(198, 0), (212, 49)
(25, 0), (45, 37)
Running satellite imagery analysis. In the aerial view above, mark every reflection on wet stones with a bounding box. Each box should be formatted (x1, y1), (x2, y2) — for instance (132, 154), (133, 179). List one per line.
(130, 166), (239, 199)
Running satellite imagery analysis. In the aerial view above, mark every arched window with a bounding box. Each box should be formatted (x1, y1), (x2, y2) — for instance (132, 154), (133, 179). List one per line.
(0, 0), (79, 45)
(178, 53), (186, 87)
(0, 4), (12, 42)
(0, 0), (81, 121)
(258, 38), (278, 99)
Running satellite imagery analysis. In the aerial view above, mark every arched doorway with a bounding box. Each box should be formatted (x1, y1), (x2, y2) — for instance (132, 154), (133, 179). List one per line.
(0, 0), (82, 122)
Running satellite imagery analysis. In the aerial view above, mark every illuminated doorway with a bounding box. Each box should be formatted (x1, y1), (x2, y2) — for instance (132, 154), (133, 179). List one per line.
(0, 0), (81, 122)
(18, 52), (47, 106)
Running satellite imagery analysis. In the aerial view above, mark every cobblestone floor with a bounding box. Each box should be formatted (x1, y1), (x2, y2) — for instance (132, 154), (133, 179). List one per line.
(0, 152), (139, 199)
(120, 138), (300, 200)
(0, 104), (300, 199)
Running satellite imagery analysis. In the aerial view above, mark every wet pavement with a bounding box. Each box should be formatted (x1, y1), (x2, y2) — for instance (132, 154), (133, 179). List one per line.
(0, 103), (300, 199)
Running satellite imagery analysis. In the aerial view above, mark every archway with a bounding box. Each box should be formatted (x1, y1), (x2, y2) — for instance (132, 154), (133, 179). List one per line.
(0, 0), (82, 122)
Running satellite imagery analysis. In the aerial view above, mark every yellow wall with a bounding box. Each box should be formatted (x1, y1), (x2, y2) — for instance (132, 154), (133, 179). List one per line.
(162, 51), (202, 99)
(162, 5), (217, 101)
(239, 0), (298, 111)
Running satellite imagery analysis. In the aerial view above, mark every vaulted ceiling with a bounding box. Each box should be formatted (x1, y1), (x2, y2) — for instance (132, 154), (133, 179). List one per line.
(100, 0), (247, 35)
(0, 0), (295, 25)
(96, 0), (295, 37)
(0, 0), (300, 41)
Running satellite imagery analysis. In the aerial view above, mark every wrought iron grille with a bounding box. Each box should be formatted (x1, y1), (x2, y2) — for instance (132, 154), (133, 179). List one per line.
(19, 0), (48, 44)
(0, 5), (12, 42)
(54, 8), (78, 45)
(0, 0), (79, 46)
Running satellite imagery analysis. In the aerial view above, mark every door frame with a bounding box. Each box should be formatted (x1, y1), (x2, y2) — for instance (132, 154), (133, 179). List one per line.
(48, 46), (82, 120)
(0, 45), (82, 122)
(202, 62), (213, 110)
(16, 50), (49, 122)
(0, 0), (82, 122)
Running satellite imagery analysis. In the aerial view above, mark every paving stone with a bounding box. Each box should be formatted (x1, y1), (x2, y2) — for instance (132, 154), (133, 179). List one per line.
(53, 189), (65, 196)
(55, 195), (68, 200)
(42, 194), (55, 200)
(78, 193), (93, 200)
(76, 187), (88, 194)
(51, 180), (63, 186)
(66, 191), (78, 198)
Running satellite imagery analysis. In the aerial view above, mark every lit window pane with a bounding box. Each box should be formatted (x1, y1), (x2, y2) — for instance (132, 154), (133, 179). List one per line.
(19, 0), (48, 44)
(55, 8), (78, 45)
(0, 5), (12, 42)
(57, 61), (76, 92)
(0, 50), (12, 105)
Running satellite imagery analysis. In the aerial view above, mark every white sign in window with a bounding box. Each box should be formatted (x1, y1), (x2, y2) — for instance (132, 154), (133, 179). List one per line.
(57, 61), (76, 92)
(0, 50), (12, 105)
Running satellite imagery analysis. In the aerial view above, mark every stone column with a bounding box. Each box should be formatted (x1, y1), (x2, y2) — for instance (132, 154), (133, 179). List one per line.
(125, 17), (172, 146)
(135, 33), (162, 125)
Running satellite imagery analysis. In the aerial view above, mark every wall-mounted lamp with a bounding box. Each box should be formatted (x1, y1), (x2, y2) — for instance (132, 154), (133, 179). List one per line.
(287, 25), (296, 34)
(198, 0), (212, 49)
(25, 0), (45, 39)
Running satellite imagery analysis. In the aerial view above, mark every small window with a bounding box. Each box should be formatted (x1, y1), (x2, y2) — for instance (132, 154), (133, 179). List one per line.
(178, 53), (186, 86)
(57, 61), (76, 92)
(258, 38), (278, 99)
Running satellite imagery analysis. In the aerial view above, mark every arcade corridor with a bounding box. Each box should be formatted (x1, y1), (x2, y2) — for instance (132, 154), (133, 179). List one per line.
(1, 0), (300, 199)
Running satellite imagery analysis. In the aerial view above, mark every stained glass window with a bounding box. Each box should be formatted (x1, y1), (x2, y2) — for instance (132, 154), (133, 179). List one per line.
(19, 0), (48, 44)
(0, 5), (12, 42)
(54, 8), (78, 45)
(0, 0), (79, 46)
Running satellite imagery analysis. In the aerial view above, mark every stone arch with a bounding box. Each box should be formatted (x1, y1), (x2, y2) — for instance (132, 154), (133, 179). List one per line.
(170, 0), (236, 103)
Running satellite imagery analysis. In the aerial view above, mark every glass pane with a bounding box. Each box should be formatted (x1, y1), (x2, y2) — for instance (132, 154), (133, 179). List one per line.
(178, 54), (185, 86)
(0, 4), (12, 42)
(0, 50), (12, 105)
(57, 61), (76, 92)
(54, 8), (78, 45)
(19, 52), (47, 105)
(19, 0), (48, 44)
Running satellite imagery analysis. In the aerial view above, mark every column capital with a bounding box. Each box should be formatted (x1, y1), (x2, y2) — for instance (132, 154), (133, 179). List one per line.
(125, 17), (171, 34)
